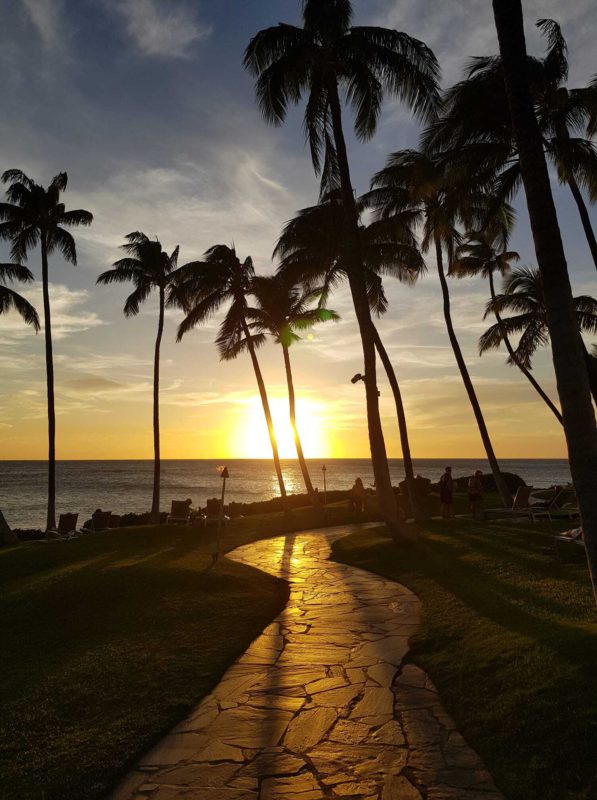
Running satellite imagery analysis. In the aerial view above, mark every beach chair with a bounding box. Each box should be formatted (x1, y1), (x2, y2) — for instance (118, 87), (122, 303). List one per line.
(554, 527), (585, 560)
(81, 510), (112, 533)
(108, 514), (121, 529)
(530, 486), (578, 522)
(57, 513), (79, 536)
(482, 486), (533, 520)
(167, 501), (191, 526)
(205, 498), (230, 526)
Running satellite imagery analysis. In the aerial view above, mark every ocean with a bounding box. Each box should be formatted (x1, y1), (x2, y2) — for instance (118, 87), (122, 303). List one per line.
(0, 458), (572, 529)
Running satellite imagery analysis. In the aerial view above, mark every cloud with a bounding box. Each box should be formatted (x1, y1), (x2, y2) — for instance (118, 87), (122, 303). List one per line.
(0, 283), (103, 343)
(111, 0), (212, 58)
(21, 0), (64, 49)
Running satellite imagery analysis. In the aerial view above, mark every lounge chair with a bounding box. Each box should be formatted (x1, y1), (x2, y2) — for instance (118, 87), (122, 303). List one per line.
(529, 486), (579, 522)
(81, 510), (112, 533)
(555, 527), (585, 560)
(57, 513), (79, 536)
(482, 486), (533, 520)
(205, 498), (230, 526)
(167, 501), (191, 526)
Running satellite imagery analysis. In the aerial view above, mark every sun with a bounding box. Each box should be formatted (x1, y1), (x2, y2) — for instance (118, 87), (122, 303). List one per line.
(234, 395), (329, 459)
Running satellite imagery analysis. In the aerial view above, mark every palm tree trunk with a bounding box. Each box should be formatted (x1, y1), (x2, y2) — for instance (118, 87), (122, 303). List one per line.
(493, 0), (597, 601)
(436, 242), (512, 507)
(327, 81), (405, 540)
(41, 237), (56, 532)
(241, 319), (289, 511)
(282, 344), (320, 507)
(151, 287), (165, 523)
(567, 169), (597, 274)
(488, 271), (563, 424)
(372, 327), (424, 522)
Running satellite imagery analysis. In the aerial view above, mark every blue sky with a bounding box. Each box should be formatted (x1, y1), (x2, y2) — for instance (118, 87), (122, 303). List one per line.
(0, 0), (595, 460)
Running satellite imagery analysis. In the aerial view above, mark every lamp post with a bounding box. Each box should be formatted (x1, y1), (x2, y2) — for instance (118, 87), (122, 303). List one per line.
(213, 466), (229, 564)
(322, 464), (327, 511)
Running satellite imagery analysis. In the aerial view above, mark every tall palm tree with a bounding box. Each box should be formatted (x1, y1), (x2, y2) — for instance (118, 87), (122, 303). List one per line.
(275, 193), (427, 521)
(173, 245), (289, 509)
(424, 18), (597, 273)
(97, 233), (181, 523)
(0, 171), (92, 531)
(244, 0), (440, 536)
(479, 266), (597, 405)
(453, 234), (563, 423)
(367, 150), (513, 507)
(0, 263), (40, 330)
(249, 273), (338, 507)
(491, 0), (597, 600)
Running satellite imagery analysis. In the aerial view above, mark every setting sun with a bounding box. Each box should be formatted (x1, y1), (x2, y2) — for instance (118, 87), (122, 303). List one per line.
(234, 396), (330, 459)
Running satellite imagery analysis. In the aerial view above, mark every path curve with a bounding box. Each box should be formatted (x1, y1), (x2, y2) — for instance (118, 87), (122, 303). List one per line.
(112, 525), (505, 800)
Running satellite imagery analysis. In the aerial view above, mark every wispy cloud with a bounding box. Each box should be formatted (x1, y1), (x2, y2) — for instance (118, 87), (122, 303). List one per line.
(110, 0), (212, 58)
(21, 0), (64, 50)
(0, 283), (103, 343)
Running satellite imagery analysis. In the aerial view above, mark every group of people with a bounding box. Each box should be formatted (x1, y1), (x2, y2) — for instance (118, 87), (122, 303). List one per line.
(439, 466), (484, 520)
(348, 468), (485, 520)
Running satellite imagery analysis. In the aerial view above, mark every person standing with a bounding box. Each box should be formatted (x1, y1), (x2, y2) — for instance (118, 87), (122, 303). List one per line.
(468, 470), (484, 521)
(439, 467), (454, 519)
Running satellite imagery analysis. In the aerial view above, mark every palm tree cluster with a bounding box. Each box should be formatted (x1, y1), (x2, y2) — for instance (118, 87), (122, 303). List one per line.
(1, 1), (596, 592)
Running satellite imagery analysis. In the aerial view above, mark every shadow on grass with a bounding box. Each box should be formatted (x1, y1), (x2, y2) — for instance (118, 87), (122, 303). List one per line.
(332, 519), (597, 800)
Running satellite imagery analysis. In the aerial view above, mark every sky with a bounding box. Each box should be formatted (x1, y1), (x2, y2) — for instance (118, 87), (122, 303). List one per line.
(0, 0), (596, 461)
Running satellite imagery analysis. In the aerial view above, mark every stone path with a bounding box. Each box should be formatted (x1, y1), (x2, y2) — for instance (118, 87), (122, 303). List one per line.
(111, 525), (505, 800)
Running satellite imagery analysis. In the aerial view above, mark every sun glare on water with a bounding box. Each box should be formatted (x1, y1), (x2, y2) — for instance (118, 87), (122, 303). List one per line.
(236, 396), (329, 459)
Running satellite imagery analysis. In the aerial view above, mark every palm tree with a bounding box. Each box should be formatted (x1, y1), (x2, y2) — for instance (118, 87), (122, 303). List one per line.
(453, 234), (563, 423)
(97, 233), (181, 523)
(0, 171), (92, 531)
(173, 245), (289, 509)
(491, 0), (597, 600)
(0, 263), (40, 330)
(244, 0), (440, 536)
(249, 273), (338, 507)
(275, 193), (427, 521)
(424, 18), (597, 273)
(479, 265), (597, 405)
(367, 150), (513, 507)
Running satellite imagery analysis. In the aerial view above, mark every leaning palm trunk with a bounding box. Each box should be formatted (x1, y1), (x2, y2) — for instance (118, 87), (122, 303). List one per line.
(41, 237), (57, 532)
(327, 83), (404, 539)
(241, 320), (289, 510)
(281, 345), (320, 508)
(372, 328), (425, 522)
(151, 287), (165, 523)
(436, 242), (512, 507)
(493, 0), (597, 600)
(487, 271), (563, 424)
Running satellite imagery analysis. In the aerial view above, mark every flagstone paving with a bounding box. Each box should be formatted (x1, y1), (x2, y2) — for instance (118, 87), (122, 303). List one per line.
(110, 525), (505, 800)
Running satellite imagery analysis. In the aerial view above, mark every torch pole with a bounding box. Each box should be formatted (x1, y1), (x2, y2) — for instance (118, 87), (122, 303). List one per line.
(214, 467), (229, 564)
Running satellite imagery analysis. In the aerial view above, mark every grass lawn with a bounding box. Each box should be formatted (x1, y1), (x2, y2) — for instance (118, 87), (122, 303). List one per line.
(333, 516), (597, 800)
(0, 503), (368, 800)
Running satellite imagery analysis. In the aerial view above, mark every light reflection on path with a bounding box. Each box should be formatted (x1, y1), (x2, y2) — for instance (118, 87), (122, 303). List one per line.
(111, 525), (505, 800)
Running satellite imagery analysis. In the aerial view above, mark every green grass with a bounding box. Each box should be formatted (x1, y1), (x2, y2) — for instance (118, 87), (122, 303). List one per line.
(0, 503), (366, 800)
(333, 518), (597, 800)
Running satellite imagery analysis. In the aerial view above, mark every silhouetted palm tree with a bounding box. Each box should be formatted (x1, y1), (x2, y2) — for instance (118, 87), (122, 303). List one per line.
(275, 192), (427, 521)
(424, 18), (597, 273)
(244, 0), (440, 536)
(453, 234), (563, 423)
(0, 170), (92, 531)
(491, 0), (597, 599)
(97, 233), (181, 523)
(174, 245), (289, 509)
(249, 273), (338, 507)
(367, 150), (513, 507)
(0, 263), (39, 330)
(480, 265), (597, 404)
